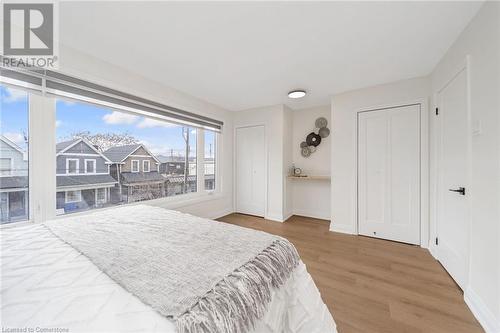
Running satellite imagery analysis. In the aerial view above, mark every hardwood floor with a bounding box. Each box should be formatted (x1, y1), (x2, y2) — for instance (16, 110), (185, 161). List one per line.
(217, 214), (483, 333)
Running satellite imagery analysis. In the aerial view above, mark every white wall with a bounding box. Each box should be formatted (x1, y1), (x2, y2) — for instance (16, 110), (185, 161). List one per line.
(232, 104), (288, 221)
(330, 77), (431, 234)
(233, 104), (331, 222)
(430, 2), (500, 331)
(292, 105), (331, 220)
(283, 106), (294, 220)
(58, 46), (234, 220)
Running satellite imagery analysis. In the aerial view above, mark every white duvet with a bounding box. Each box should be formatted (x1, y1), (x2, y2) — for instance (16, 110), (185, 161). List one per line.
(1, 222), (336, 333)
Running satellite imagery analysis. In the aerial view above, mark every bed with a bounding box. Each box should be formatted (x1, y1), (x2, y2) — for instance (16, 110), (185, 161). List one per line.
(1, 205), (336, 333)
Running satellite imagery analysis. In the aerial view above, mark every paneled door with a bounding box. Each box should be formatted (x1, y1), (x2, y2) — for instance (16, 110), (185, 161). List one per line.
(235, 125), (266, 217)
(436, 68), (469, 290)
(358, 105), (421, 245)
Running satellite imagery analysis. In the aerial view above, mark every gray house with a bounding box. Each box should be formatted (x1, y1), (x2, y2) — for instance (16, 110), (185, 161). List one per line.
(157, 154), (185, 175)
(103, 144), (165, 203)
(56, 138), (117, 214)
(0, 135), (28, 223)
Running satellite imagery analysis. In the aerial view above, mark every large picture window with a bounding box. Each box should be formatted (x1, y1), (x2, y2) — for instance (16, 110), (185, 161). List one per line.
(0, 85), (29, 224)
(55, 99), (202, 215)
(1, 69), (222, 223)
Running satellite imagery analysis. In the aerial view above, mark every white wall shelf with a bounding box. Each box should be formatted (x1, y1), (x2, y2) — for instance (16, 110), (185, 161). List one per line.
(287, 175), (330, 181)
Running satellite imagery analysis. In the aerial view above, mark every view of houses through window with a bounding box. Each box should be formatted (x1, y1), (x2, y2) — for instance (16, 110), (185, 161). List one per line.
(0, 85), (29, 224)
(0, 83), (218, 223)
(55, 98), (214, 215)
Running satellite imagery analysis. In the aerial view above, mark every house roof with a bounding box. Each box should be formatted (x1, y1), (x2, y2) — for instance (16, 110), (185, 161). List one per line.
(121, 171), (165, 184)
(165, 174), (196, 184)
(0, 135), (25, 154)
(56, 139), (80, 153)
(103, 144), (142, 163)
(164, 174), (214, 184)
(56, 174), (117, 188)
(0, 176), (28, 190)
(103, 144), (160, 164)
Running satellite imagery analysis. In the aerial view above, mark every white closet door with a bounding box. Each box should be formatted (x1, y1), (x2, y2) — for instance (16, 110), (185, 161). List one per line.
(236, 125), (266, 217)
(436, 69), (469, 290)
(358, 105), (420, 245)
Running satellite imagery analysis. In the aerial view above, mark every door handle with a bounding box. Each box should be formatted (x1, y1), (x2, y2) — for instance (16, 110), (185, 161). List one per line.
(449, 187), (466, 195)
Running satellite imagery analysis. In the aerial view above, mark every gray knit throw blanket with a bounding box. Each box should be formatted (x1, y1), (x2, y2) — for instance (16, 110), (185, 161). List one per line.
(44, 205), (299, 333)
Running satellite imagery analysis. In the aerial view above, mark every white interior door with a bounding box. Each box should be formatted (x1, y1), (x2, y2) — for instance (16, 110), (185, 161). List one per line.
(358, 105), (421, 245)
(236, 125), (266, 217)
(436, 68), (469, 290)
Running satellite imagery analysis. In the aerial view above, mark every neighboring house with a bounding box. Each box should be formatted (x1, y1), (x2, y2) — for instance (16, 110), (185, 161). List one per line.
(157, 154), (185, 175)
(56, 138), (117, 214)
(158, 154), (204, 195)
(204, 157), (216, 190)
(164, 174), (197, 196)
(103, 144), (165, 203)
(0, 135), (28, 223)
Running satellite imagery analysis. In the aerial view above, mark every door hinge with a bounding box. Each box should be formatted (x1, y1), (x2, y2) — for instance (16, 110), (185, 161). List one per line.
(435, 107), (439, 116)
(435, 237), (439, 245)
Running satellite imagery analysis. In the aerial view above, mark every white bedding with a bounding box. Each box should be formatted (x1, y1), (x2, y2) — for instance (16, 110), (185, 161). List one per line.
(1, 222), (336, 333)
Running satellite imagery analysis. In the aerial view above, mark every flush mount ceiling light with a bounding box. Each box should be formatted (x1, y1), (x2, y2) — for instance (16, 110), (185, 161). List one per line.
(288, 90), (306, 99)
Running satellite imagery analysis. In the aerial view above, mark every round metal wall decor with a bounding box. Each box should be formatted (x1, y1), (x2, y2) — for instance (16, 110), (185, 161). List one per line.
(319, 127), (330, 138)
(306, 132), (321, 147)
(315, 117), (328, 129)
(299, 117), (330, 158)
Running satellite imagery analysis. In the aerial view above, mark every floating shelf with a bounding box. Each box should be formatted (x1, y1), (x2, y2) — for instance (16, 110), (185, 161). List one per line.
(287, 175), (330, 181)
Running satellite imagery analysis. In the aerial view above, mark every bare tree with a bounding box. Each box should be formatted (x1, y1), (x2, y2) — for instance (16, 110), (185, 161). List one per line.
(68, 131), (139, 152)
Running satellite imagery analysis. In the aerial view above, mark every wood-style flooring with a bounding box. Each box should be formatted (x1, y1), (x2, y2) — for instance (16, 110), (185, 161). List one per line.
(217, 214), (483, 333)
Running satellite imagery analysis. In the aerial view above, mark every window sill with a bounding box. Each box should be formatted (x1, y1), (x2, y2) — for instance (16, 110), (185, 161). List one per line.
(143, 190), (224, 210)
(1, 192), (224, 229)
(50, 190), (224, 221)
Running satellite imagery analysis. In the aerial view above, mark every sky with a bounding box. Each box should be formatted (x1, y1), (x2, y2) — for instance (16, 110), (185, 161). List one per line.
(1, 85), (215, 158)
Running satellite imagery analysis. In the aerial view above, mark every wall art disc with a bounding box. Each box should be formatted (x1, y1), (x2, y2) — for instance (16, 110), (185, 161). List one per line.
(315, 117), (328, 129)
(318, 127), (330, 138)
(300, 141), (308, 148)
(306, 132), (322, 147)
(301, 146), (311, 157)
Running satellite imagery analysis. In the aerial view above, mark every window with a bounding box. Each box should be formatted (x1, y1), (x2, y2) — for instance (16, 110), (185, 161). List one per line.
(204, 130), (216, 191)
(67, 159), (79, 174)
(143, 160), (150, 172)
(85, 159), (96, 173)
(3, 72), (222, 223)
(131, 160), (140, 172)
(55, 98), (203, 214)
(65, 190), (82, 203)
(96, 188), (106, 204)
(0, 158), (12, 176)
(0, 85), (29, 224)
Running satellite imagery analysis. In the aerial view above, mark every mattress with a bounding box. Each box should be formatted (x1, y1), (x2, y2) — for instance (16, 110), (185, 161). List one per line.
(1, 221), (336, 333)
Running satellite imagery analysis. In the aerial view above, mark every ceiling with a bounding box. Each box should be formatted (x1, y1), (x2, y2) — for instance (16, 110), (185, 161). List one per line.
(59, 2), (482, 111)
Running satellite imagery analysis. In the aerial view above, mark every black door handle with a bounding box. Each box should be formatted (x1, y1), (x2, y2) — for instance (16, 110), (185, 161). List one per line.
(449, 187), (466, 195)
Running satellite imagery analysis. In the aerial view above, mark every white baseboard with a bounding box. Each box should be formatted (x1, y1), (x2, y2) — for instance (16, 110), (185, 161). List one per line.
(283, 211), (294, 222)
(265, 214), (285, 223)
(329, 223), (356, 234)
(292, 209), (330, 221)
(464, 288), (500, 333)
